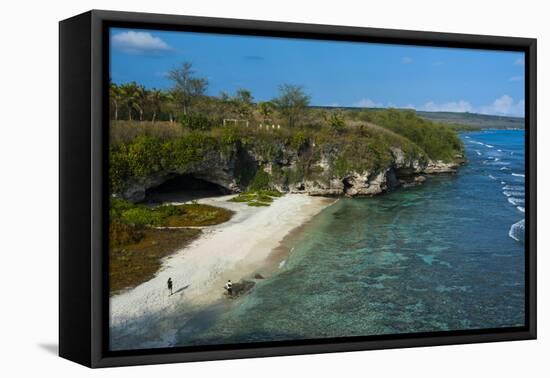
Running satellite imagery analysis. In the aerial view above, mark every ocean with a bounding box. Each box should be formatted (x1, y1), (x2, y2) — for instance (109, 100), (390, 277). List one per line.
(180, 129), (526, 346)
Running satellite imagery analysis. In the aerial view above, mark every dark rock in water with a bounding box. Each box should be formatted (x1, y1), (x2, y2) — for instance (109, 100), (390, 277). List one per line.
(226, 279), (256, 299)
(254, 273), (264, 279)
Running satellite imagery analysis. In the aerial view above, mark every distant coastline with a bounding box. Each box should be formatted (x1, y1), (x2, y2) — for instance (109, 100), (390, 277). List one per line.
(308, 106), (525, 130)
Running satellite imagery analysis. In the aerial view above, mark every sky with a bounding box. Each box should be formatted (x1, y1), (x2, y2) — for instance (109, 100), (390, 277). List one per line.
(110, 27), (525, 117)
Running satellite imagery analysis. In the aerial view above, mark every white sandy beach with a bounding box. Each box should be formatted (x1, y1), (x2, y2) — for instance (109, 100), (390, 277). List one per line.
(110, 193), (334, 338)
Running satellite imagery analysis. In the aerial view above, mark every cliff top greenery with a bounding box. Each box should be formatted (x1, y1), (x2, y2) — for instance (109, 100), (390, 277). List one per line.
(109, 61), (465, 194)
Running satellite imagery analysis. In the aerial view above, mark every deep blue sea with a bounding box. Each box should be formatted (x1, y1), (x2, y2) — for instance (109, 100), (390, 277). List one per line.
(179, 129), (526, 346)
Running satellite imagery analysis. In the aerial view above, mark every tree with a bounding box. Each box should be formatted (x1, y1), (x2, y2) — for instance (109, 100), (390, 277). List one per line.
(119, 82), (141, 121)
(164, 91), (177, 123)
(272, 84), (310, 127)
(133, 85), (147, 121)
(148, 89), (164, 123)
(167, 62), (208, 115)
(258, 101), (274, 123)
(234, 88), (254, 119)
(110, 82), (123, 121)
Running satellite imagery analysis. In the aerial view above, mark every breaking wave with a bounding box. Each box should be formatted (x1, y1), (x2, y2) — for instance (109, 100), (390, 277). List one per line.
(508, 219), (525, 242)
(507, 197), (525, 206)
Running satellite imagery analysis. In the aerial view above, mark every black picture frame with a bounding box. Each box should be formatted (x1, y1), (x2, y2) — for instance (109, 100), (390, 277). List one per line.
(59, 9), (537, 368)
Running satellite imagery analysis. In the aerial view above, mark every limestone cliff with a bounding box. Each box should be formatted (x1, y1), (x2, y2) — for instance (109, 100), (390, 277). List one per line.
(118, 138), (463, 202)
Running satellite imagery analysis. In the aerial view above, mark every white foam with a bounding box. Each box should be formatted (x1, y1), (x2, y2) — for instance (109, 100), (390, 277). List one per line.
(512, 173), (525, 178)
(508, 219), (525, 242)
(486, 144), (494, 148)
(500, 167), (510, 171)
(508, 197), (525, 206)
(517, 207), (525, 213)
(488, 174), (496, 180)
(503, 191), (524, 197)
(497, 149), (502, 152)
(503, 185), (524, 191)
(465, 136), (471, 139)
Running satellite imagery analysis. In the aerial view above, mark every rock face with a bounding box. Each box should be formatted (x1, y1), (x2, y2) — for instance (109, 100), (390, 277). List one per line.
(116, 139), (463, 202)
(424, 160), (461, 173)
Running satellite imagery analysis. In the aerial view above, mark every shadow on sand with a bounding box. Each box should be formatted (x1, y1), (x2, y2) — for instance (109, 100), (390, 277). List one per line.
(172, 284), (190, 296)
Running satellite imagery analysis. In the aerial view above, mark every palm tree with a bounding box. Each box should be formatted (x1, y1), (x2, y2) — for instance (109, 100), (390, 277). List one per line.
(148, 89), (164, 123)
(133, 85), (147, 121)
(119, 82), (140, 121)
(109, 83), (123, 121)
(165, 91), (177, 123)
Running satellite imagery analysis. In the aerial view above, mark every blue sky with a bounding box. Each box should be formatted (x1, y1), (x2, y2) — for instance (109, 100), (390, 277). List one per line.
(110, 28), (525, 117)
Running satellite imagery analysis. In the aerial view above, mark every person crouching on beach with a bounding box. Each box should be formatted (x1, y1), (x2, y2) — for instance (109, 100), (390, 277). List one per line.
(167, 277), (173, 296)
(224, 280), (233, 296)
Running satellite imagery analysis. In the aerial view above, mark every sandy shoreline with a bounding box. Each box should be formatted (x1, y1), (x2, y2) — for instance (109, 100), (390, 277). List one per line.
(110, 193), (334, 336)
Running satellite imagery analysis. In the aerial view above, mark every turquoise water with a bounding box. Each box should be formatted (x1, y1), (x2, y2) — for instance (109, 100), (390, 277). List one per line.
(178, 130), (525, 346)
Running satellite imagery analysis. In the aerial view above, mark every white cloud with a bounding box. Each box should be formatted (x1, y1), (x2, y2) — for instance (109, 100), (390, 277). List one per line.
(514, 56), (525, 66)
(402, 56), (413, 64)
(420, 100), (473, 113)
(479, 95), (524, 117)
(353, 96), (524, 117)
(354, 98), (385, 108)
(509, 75), (523, 82)
(112, 31), (171, 54)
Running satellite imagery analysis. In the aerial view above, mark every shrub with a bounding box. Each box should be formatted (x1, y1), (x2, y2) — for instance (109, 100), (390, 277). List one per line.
(180, 112), (213, 131)
(248, 168), (271, 190)
(109, 220), (144, 247)
(326, 112), (346, 133)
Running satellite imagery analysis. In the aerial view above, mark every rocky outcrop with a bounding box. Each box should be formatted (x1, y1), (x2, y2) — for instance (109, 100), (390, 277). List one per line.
(424, 160), (461, 174)
(117, 140), (464, 202)
(120, 147), (246, 202)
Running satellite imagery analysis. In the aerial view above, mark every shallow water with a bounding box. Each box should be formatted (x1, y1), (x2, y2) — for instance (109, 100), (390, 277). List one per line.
(180, 130), (526, 346)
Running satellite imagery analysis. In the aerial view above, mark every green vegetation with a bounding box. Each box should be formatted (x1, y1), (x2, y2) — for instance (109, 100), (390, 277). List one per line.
(109, 60), (464, 195)
(417, 111), (524, 129)
(110, 198), (233, 228)
(109, 198), (233, 294)
(108, 60), (470, 293)
(438, 123), (482, 132)
(230, 190), (283, 207)
(110, 227), (201, 294)
(357, 109), (463, 161)
(109, 104), (464, 193)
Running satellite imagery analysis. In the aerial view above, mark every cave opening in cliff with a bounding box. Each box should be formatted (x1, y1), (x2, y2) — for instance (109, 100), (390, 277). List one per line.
(342, 177), (353, 195)
(144, 174), (230, 204)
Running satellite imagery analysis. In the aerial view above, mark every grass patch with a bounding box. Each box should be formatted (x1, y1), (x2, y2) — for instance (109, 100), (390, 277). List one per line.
(110, 227), (201, 295)
(109, 198), (234, 294)
(111, 198), (233, 227)
(229, 190), (282, 207)
(164, 203), (233, 227)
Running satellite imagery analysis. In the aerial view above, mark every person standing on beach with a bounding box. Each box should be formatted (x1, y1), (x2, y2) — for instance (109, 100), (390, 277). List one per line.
(167, 278), (173, 296)
(224, 280), (233, 296)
